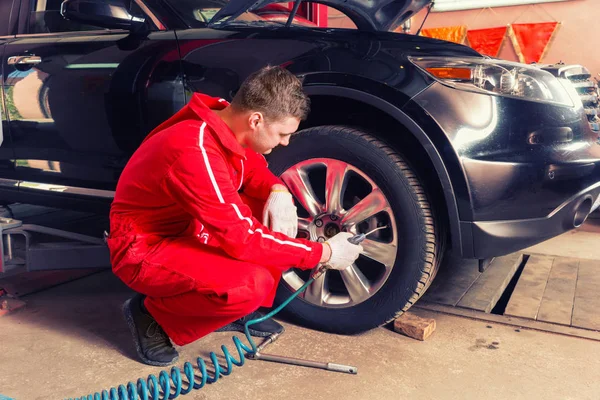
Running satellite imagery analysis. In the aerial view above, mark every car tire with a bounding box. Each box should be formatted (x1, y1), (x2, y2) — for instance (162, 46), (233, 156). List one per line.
(267, 125), (445, 334)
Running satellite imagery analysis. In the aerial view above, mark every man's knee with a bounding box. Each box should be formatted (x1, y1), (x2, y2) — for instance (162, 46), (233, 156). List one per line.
(252, 267), (276, 296)
(236, 267), (276, 311)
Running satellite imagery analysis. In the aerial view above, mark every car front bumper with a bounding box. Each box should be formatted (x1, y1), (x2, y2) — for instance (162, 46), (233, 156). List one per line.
(410, 81), (600, 259)
(460, 180), (600, 259)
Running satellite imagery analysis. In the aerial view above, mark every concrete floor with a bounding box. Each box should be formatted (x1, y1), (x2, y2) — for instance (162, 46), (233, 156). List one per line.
(1, 224), (600, 399)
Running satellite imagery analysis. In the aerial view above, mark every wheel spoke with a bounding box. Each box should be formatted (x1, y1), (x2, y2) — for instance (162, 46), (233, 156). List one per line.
(281, 167), (322, 217)
(361, 239), (397, 268)
(325, 160), (348, 214)
(303, 271), (328, 306)
(340, 264), (371, 303)
(341, 188), (388, 227)
(297, 217), (311, 232)
(281, 269), (305, 289)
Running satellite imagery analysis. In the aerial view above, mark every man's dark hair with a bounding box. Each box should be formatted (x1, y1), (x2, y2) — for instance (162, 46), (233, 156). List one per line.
(231, 66), (310, 122)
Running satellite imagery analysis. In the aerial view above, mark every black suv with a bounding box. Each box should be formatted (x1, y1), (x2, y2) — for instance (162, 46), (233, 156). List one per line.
(1, 0), (599, 334)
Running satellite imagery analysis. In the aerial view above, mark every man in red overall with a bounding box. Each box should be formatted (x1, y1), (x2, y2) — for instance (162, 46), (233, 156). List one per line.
(107, 66), (363, 366)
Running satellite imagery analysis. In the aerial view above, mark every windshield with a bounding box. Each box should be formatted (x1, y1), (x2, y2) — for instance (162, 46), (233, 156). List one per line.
(164, 0), (318, 28)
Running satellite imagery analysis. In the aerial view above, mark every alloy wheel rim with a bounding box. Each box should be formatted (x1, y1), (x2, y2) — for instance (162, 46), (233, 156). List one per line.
(280, 158), (398, 308)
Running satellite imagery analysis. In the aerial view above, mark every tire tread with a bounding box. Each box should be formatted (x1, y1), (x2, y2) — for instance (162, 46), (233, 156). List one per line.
(336, 127), (444, 324)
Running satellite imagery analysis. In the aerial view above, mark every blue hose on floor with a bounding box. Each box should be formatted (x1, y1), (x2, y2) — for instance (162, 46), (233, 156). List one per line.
(66, 270), (323, 400)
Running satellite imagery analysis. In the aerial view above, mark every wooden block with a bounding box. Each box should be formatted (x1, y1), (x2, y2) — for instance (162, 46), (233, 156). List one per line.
(537, 257), (579, 326)
(422, 258), (481, 306)
(393, 311), (436, 341)
(572, 259), (600, 331)
(0, 296), (26, 316)
(457, 253), (523, 313)
(504, 255), (553, 320)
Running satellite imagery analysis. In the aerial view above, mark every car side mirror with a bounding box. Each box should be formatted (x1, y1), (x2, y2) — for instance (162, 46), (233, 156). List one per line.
(60, 0), (146, 31)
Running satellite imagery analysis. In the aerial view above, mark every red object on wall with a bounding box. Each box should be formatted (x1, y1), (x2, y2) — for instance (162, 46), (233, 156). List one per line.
(466, 26), (507, 57)
(288, 2), (328, 27)
(509, 22), (560, 64)
(255, 4), (316, 26)
(257, 2), (328, 27)
(307, 3), (328, 27)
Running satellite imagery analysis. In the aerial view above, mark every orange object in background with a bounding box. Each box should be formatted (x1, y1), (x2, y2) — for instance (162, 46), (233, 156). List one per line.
(420, 25), (467, 44)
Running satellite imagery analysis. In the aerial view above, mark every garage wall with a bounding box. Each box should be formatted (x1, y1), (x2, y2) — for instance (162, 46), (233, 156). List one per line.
(328, 0), (599, 78)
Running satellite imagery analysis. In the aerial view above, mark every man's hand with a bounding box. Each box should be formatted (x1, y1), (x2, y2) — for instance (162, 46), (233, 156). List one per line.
(322, 232), (363, 270)
(263, 186), (298, 237)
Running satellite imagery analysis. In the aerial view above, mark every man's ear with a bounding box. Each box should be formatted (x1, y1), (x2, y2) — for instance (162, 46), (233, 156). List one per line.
(249, 112), (263, 130)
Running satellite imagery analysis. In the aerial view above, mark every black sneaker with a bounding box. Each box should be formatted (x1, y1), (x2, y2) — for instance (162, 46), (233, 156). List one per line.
(215, 311), (285, 337)
(122, 293), (179, 367)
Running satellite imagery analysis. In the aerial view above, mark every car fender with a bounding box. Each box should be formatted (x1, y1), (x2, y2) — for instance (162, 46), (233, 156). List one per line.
(302, 82), (470, 257)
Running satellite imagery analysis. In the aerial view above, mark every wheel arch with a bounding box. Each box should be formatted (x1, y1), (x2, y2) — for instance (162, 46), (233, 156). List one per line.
(300, 84), (468, 256)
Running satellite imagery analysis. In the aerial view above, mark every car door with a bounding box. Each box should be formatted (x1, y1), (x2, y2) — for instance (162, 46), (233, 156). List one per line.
(2, 0), (184, 210)
(0, 0), (19, 182)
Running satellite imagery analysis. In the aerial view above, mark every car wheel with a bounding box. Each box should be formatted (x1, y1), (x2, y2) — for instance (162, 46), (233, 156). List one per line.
(267, 125), (445, 334)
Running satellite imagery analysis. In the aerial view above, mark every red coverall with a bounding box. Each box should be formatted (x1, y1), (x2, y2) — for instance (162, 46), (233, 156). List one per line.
(107, 93), (322, 346)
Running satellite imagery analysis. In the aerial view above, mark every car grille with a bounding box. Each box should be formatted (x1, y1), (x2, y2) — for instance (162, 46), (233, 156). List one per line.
(540, 63), (600, 132)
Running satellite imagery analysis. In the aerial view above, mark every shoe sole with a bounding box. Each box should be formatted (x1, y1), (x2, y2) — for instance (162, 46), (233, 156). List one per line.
(216, 322), (285, 337)
(122, 298), (179, 367)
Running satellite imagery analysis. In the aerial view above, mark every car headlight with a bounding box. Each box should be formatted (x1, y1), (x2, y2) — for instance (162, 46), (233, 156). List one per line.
(409, 56), (576, 107)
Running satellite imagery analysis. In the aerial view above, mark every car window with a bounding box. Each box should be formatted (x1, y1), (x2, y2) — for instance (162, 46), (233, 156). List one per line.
(0, 0), (15, 36)
(27, 0), (145, 34)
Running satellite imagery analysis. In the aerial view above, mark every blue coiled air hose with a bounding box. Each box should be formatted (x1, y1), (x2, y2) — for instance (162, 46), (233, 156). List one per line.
(67, 268), (324, 400)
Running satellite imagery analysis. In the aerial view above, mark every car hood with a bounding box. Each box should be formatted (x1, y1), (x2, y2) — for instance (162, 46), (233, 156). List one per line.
(209, 0), (432, 32)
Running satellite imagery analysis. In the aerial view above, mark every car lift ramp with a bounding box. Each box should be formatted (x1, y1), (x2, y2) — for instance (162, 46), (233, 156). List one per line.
(0, 217), (109, 276)
(418, 252), (600, 341)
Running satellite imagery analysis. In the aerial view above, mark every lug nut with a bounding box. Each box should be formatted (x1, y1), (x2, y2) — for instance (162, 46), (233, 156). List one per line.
(315, 220), (323, 227)
(317, 237), (325, 242)
(330, 215), (338, 221)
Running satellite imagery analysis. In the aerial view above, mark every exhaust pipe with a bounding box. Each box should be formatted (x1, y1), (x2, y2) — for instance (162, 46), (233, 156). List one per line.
(573, 197), (593, 228)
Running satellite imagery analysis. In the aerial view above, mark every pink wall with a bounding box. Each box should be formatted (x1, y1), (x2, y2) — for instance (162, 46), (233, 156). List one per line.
(410, 0), (598, 77)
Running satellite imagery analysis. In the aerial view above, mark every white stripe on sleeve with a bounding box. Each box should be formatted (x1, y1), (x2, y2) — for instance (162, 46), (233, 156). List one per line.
(254, 229), (312, 251)
(231, 203), (253, 227)
(199, 122), (224, 204)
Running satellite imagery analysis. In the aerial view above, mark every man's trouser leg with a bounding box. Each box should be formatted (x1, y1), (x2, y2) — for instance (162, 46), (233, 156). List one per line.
(115, 237), (278, 346)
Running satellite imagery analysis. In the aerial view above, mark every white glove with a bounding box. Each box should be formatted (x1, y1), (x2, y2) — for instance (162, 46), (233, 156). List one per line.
(262, 190), (298, 238)
(323, 232), (363, 270)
